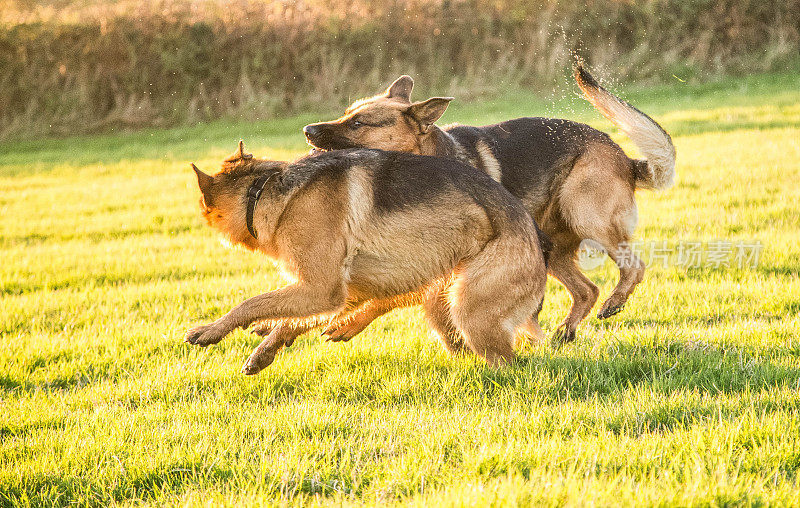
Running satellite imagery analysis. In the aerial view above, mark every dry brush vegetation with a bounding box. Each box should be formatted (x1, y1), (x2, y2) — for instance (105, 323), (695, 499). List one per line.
(2, 0), (799, 139)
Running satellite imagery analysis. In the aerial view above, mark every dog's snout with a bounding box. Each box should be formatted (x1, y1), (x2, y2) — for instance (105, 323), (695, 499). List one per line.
(303, 124), (322, 138)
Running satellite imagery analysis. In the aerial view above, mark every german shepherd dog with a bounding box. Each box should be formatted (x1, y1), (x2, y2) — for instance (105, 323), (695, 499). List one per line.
(302, 64), (676, 343)
(186, 142), (548, 374)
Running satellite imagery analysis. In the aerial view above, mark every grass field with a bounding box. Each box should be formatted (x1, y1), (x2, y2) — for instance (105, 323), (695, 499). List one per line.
(2, 72), (800, 506)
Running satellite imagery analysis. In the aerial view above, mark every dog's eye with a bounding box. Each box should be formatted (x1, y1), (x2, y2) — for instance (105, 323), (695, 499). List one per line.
(351, 120), (363, 129)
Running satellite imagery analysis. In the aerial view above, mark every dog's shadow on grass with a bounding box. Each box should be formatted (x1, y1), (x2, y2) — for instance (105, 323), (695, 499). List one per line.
(5, 333), (798, 408)
(497, 339), (799, 400)
(231, 334), (800, 407)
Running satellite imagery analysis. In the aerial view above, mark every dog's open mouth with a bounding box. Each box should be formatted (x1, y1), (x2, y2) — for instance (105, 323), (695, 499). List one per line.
(305, 135), (359, 154)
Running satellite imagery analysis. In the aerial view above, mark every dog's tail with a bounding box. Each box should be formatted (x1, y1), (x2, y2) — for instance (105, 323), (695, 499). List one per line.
(574, 63), (676, 191)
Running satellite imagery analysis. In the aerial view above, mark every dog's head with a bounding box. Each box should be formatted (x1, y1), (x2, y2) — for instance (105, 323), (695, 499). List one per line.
(303, 75), (452, 154)
(192, 141), (285, 249)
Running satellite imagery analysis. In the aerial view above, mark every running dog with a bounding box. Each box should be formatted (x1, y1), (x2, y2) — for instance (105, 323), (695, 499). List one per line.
(302, 63), (676, 343)
(186, 142), (549, 374)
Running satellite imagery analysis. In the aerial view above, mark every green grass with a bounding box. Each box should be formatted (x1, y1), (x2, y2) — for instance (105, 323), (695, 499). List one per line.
(2, 72), (800, 506)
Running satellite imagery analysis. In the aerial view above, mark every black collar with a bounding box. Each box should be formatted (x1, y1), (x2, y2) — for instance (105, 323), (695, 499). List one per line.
(245, 173), (278, 239)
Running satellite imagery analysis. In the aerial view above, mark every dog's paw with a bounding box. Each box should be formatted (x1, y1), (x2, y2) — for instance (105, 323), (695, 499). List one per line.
(551, 325), (577, 347)
(184, 323), (226, 347)
(322, 320), (363, 342)
(241, 349), (276, 376)
(597, 302), (624, 320)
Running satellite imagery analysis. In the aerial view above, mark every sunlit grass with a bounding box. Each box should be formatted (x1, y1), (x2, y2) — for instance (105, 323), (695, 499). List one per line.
(1, 72), (800, 506)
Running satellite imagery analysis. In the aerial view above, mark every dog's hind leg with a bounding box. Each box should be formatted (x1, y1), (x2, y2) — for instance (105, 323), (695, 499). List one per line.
(322, 291), (426, 342)
(595, 233), (645, 319)
(256, 296), (370, 346)
(518, 299), (547, 346)
(573, 183), (644, 319)
(321, 283), (467, 354)
(558, 144), (642, 325)
(322, 301), (389, 342)
(547, 248), (600, 344)
(422, 279), (468, 355)
(449, 237), (545, 366)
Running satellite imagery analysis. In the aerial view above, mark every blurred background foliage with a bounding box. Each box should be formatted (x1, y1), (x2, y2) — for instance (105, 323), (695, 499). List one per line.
(1, 0), (798, 140)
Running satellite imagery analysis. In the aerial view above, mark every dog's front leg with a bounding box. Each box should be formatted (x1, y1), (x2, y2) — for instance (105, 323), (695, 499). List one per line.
(185, 282), (347, 347)
(241, 320), (316, 375)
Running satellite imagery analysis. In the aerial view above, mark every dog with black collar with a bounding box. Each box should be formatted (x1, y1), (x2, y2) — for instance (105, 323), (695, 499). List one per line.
(186, 142), (549, 374)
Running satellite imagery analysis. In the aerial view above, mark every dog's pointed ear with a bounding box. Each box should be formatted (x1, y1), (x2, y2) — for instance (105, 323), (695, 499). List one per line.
(226, 140), (253, 163)
(235, 140), (252, 159)
(192, 163), (214, 208)
(406, 97), (453, 134)
(385, 75), (414, 102)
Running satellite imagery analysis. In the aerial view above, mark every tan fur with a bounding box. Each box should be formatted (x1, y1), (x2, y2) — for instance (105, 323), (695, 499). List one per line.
(335, 98), (421, 153)
(302, 79), (451, 155)
(546, 142), (643, 330)
(187, 144), (548, 373)
(476, 140), (502, 182)
(305, 68), (674, 343)
(323, 291), (427, 342)
(574, 64), (676, 190)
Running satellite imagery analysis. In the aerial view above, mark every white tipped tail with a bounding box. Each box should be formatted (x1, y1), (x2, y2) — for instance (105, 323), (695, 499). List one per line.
(574, 63), (676, 190)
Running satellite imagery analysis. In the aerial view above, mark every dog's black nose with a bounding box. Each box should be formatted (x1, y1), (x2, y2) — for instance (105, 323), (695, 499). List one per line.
(303, 124), (321, 138)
